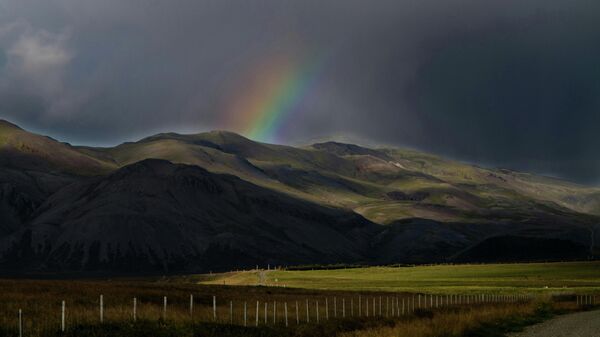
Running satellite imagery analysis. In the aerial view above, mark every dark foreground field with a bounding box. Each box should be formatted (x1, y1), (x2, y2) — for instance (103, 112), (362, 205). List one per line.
(1, 263), (599, 337)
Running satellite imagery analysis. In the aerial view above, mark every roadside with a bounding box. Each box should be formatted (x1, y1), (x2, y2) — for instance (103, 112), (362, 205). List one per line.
(507, 309), (600, 337)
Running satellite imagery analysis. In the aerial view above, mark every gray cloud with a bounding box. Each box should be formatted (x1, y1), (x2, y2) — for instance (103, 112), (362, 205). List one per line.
(0, 0), (598, 184)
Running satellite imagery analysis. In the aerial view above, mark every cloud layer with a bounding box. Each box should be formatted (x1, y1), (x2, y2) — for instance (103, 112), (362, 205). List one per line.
(0, 0), (598, 184)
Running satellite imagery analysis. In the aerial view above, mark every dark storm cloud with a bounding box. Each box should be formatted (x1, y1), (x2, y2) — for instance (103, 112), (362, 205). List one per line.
(0, 0), (598, 184)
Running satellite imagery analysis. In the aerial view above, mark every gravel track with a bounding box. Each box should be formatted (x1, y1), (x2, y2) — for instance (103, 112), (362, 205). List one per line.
(508, 310), (600, 337)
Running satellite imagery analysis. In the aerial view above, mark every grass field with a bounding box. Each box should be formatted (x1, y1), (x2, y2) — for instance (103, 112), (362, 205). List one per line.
(1, 261), (598, 337)
(198, 261), (600, 294)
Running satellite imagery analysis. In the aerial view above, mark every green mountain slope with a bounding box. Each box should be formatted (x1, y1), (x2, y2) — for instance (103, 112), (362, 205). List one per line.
(2, 119), (598, 225)
(0, 120), (116, 175)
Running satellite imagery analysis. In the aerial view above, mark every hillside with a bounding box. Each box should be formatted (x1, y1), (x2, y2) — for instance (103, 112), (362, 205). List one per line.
(0, 120), (116, 175)
(0, 119), (599, 273)
(0, 159), (377, 273)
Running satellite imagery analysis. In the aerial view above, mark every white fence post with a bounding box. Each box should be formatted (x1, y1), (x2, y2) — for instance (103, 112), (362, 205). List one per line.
(334, 297), (337, 318)
(284, 302), (289, 327)
(213, 296), (216, 321)
(163, 296), (167, 320)
(256, 301), (260, 326)
(306, 299), (309, 323)
(133, 298), (137, 322)
(18, 309), (22, 337)
(61, 301), (65, 332)
(190, 294), (194, 318)
(100, 294), (104, 323)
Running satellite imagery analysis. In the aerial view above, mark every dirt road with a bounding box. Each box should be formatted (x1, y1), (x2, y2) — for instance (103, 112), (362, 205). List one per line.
(509, 310), (600, 337)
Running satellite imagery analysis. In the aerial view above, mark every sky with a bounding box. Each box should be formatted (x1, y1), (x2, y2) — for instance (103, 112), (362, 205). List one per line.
(0, 0), (598, 184)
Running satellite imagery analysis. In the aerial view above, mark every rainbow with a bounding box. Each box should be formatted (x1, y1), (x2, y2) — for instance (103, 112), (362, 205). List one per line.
(221, 51), (325, 143)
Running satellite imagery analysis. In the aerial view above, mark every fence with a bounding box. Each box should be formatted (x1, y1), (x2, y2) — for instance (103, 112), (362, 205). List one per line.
(6, 292), (600, 336)
(4, 291), (561, 336)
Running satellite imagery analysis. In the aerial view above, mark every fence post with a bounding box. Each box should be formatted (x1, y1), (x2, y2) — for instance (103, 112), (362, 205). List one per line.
(230, 301), (234, 324)
(379, 296), (382, 316)
(285, 302), (289, 327)
(306, 299), (310, 323)
(163, 296), (167, 321)
(190, 294), (194, 319)
(325, 298), (329, 320)
(343, 298), (346, 318)
(273, 301), (277, 325)
(334, 297), (337, 318)
(133, 298), (137, 322)
(402, 298), (405, 315)
(296, 301), (299, 325)
(18, 309), (22, 337)
(244, 302), (247, 327)
(264, 302), (268, 325)
(100, 294), (104, 323)
(213, 296), (217, 321)
(316, 300), (319, 323)
(61, 301), (65, 332)
(256, 301), (260, 326)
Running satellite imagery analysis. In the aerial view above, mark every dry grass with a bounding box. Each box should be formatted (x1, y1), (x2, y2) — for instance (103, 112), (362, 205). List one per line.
(340, 301), (578, 337)
(0, 278), (431, 336)
(0, 278), (591, 337)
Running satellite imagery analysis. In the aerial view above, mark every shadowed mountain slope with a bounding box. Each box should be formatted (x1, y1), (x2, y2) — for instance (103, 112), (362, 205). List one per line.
(0, 160), (377, 273)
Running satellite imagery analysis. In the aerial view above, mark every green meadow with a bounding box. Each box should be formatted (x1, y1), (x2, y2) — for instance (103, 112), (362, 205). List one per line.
(199, 261), (600, 294)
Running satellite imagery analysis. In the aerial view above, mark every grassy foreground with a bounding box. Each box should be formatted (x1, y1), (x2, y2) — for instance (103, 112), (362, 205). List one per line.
(1, 261), (598, 336)
(198, 261), (600, 294)
(0, 300), (587, 337)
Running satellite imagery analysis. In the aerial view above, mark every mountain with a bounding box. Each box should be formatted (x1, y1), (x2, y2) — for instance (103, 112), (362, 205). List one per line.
(0, 159), (377, 273)
(0, 120), (115, 175)
(0, 119), (598, 273)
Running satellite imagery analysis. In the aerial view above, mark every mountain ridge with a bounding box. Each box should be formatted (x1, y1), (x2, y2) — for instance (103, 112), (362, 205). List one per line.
(0, 119), (598, 273)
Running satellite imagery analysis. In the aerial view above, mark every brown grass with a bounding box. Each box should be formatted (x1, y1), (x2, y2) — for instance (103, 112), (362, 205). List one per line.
(0, 278), (588, 337)
(340, 301), (578, 337)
